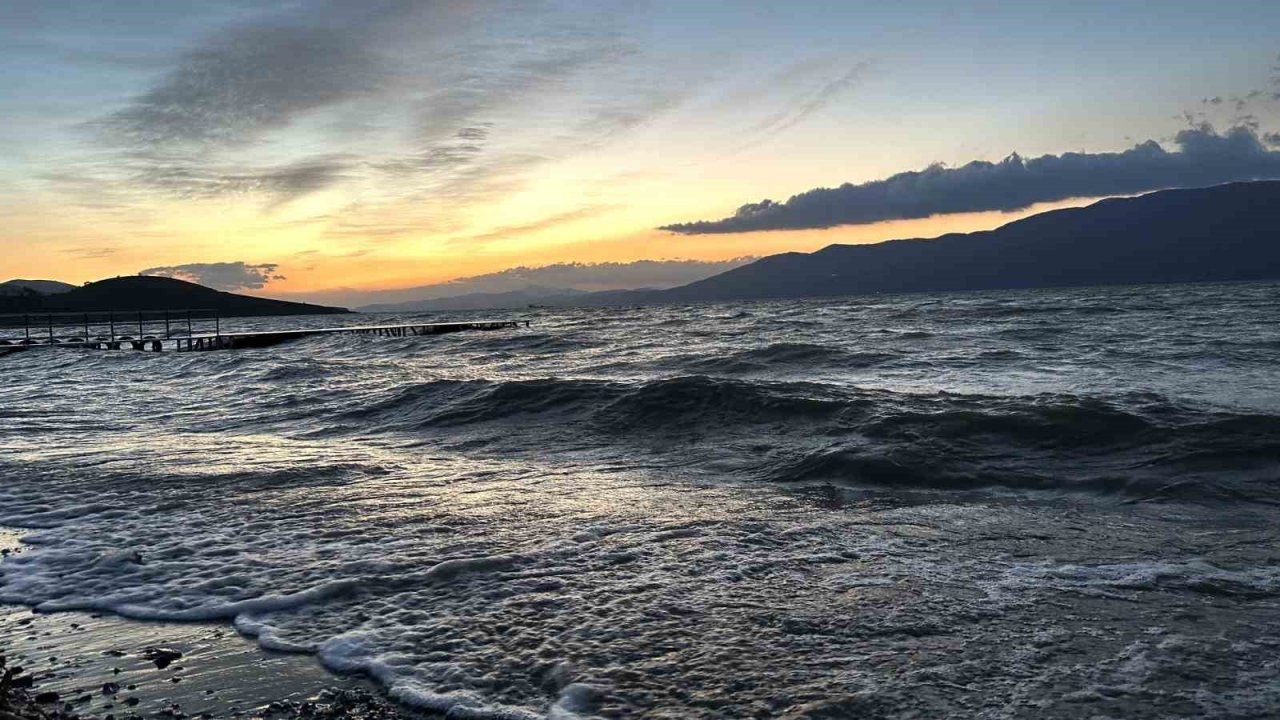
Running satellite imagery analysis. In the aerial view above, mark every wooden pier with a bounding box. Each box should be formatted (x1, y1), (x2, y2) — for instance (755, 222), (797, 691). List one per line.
(0, 310), (525, 354)
(172, 320), (525, 352)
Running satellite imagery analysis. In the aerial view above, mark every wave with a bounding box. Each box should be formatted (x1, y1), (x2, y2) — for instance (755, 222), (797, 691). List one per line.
(757, 445), (1275, 503)
(338, 375), (855, 432)
(678, 343), (900, 375)
(258, 363), (331, 382)
(332, 376), (1280, 503)
(454, 333), (601, 354)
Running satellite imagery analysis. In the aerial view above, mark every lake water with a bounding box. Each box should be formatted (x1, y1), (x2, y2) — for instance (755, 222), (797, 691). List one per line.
(2, 281), (1279, 718)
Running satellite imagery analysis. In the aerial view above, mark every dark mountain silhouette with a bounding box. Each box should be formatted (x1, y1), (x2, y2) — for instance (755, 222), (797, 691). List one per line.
(0, 279), (76, 297)
(625, 181), (1280, 304)
(0, 275), (348, 316)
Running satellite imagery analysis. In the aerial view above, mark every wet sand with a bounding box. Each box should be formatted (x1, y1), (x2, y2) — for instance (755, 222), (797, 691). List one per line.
(0, 530), (419, 719)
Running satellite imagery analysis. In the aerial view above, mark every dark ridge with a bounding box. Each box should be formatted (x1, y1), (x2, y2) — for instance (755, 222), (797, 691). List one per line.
(0, 275), (349, 316)
(0, 279), (76, 297)
(569, 181), (1280, 306)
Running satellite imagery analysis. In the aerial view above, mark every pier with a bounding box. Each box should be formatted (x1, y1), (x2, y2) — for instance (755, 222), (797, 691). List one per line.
(0, 310), (525, 354)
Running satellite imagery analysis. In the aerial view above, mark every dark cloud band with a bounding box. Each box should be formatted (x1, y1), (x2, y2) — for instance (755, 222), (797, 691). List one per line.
(661, 125), (1280, 235)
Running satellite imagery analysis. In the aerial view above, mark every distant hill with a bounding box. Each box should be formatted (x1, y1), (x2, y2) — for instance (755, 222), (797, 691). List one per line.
(0, 279), (77, 297)
(625, 181), (1280, 304)
(360, 286), (587, 312)
(0, 276), (349, 316)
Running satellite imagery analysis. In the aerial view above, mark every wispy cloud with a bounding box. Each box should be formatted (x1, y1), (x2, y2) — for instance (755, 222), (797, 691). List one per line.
(663, 124), (1280, 234)
(131, 155), (351, 203)
(99, 20), (385, 152)
(747, 61), (869, 141)
(711, 56), (870, 155)
(75, 1), (683, 222)
(140, 261), (284, 290)
(444, 206), (616, 246)
(63, 246), (118, 259)
(1270, 52), (1280, 100)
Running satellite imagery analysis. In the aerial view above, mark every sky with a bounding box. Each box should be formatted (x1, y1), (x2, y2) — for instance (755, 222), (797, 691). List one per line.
(2, 1), (1279, 304)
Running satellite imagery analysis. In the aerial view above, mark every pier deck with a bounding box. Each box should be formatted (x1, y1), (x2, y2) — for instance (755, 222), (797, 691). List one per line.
(172, 320), (525, 351)
(0, 310), (525, 353)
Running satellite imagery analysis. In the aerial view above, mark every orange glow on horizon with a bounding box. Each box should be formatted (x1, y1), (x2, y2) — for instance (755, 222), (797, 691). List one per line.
(253, 196), (1101, 297)
(4, 192), (1102, 299)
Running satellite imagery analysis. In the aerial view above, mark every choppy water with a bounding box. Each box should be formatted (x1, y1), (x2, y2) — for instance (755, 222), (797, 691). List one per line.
(2, 281), (1280, 718)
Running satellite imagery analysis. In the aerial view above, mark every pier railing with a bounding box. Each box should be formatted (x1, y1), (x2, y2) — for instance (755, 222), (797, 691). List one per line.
(0, 309), (221, 350)
(0, 312), (524, 354)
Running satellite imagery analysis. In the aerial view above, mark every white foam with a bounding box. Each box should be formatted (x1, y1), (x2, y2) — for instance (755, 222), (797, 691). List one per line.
(419, 554), (523, 582)
(547, 683), (605, 720)
(390, 683), (543, 720)
(1001, 559), (1280, 596)
(4, 456), (1280, 718)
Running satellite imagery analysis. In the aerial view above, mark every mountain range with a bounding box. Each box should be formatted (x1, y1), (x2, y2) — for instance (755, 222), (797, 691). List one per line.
(643, 181), (1280, 303)
(7, 182), (1280, 316)
(538, 181), (1280, 307)
(0, 279), (77, 297)
(0, 276), (347, 316)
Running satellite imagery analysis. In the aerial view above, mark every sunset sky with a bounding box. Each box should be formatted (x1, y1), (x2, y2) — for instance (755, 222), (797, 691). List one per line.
(3, 1), (1279, 304)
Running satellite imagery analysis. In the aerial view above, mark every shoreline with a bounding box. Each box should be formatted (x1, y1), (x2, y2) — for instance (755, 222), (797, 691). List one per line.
(0, 530), (423, 720)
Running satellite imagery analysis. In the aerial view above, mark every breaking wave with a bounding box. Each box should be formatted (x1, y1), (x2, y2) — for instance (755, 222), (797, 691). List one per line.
(324, 373), (1280, 502)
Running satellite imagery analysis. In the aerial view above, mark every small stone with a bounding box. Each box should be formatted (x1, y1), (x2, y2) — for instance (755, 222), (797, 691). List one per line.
(142, 646), (183, 670)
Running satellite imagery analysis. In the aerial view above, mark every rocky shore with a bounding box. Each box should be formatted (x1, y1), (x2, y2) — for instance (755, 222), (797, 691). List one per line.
(0, 640), (424, 720)
(0, 654), (416, 719)
(1, 532), (424, 720)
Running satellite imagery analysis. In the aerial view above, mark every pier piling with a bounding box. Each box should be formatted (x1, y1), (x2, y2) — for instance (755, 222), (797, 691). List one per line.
(0, 309), (525, 354)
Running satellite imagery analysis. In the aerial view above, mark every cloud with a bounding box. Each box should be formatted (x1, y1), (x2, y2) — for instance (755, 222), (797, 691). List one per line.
(140, 261), (285, 291)
(455, 126), (491, 142)
(662, 124), (1280, 234)
(1272, 52), (1280, 100)
(709, 56), (870, 156)
(99, 6), (395, 152)
(132, 156), (350, 203)
(85, 2), (426, 205)
(63, 247), (118, 259)
(748, 62), (868, 141)
(444, 206), (617, 246)
(74, 0), (682, 225)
